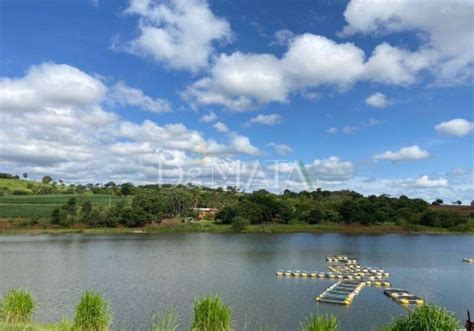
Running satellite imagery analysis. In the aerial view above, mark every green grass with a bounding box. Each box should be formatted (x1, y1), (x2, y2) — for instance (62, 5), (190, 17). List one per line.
(299, 314), (338, 331)
(0, 179), (57, 195)
(0, 179), (39, 193)
(192, 296), (231, 331)
(382, 304), (459, 331)
(0, 194), (124, 205)
(150, 310), (179, 331)
(0, 204), (59, 218)
(0, 195), (125, 219)
(73, 291), (110, 331)
(0, 289), (36, 324)
(0, 288), (462, 331)
(1, 220), (472, 235)
(0, 319), (73, 331)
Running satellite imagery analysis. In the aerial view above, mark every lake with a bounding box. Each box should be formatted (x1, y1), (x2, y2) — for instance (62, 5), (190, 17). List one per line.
(0, 233), (473, 330)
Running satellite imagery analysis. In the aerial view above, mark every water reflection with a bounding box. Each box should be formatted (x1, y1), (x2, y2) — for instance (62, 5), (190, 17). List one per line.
(0, 233), (473, 330)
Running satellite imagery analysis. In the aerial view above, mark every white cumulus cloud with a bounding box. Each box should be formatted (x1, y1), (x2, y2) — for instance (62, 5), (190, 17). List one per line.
(183, 33), (427, 111)
(435, 118), (474, 137)
(0, 62), (106, 112)
(267, 143), (292, 156)
(184, 1), (474, 110)
(269, 156), (354, 182)
(248, 114), (282, 126)
(199, 111), (217, 122)
(309, 156), (355, 182)
(124, 0), (232, 72)
(213, 121), (229, 133)
(272, 29), (294, 46)
(373, 145), (430, 162)
(414, 175), (448, 188)
(341, 0), (474, 85)
(0, 63), (262, 183)
(109, 81), (171, 113)
(366, 92), (389, 108)
(184, 34), (367, 111)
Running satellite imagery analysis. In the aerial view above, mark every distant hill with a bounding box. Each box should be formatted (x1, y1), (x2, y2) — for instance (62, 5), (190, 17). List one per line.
(0, 178), (46, 193)
(0, 178), (73, 196)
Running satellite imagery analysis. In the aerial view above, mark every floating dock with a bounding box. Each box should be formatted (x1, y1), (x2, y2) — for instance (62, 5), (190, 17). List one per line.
(275, 270), (390, 285)
(384, 288), (424, 305)
(275, 255), (420, 306)
(326, 255), (357, 264)
(316, 281), (365, 305)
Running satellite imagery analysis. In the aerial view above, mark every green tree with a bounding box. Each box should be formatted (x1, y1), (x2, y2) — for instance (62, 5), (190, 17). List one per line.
(50, 207), (73, 226)
(420, 211), (439, 227)
(120, 182), (134, 196)
(339, 200), (362, 223)
(431, 199), (444, 205)
(76, 185), (86, 194)
(277, 200), (294, 223)
(119, 207), (149, 227)
(51, 207), (61, 224)
(80, 201), (93, 224)
(65, 197), (77, 214)
(215, 206), (238, 224)
(41, 175), (53, 184)
(306, 208), (324, 224)
(132, 194), (163, 219)
(231, 216), (249, 232)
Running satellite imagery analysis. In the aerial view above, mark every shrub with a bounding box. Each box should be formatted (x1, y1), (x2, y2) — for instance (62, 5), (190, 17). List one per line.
(299, 314), (338, 331)
(0, 289), (36, 324)
(29, 216), (40, 226)
(65, 198), (77, 214)
(231, 216), (249, 232)
(191, 295), (231, 331)
(122, 207), (149, 227)
(215, 206), (238, 224)
(383, 304), (458, 331)
(51, 202), (75, 227)
(150, 309), (179, 331)
(73, 291), (111, 331)
(306, 209), (324, 224)
(12, 190), (29, 195)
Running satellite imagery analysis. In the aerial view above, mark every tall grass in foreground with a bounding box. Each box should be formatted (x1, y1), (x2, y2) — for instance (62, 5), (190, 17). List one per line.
(0, 288), (462, 331)
(382, 304), (458, 331)
(192, 295), (232, 331)
(0, 289), (36, 324)
(73, 291), (110, 331)
(299, 314), (338, 331)
(150, 310), (179, 331)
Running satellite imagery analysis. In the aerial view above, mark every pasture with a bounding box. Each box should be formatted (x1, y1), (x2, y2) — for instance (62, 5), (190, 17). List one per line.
(0, 195), (126, 219)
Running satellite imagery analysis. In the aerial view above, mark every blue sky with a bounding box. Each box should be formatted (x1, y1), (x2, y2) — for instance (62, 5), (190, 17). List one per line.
(0, 0), (473, 202)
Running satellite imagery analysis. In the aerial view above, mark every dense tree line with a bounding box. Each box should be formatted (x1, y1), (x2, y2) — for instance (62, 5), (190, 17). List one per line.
(48, 184), (470, 231)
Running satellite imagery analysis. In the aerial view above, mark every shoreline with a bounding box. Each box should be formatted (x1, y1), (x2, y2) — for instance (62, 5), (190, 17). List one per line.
(1, 222), (472, 235)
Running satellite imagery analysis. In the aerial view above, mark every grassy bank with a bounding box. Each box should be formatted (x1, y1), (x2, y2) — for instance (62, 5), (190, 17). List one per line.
(0, 288), (462, 331)
(0, 219), (471, 235)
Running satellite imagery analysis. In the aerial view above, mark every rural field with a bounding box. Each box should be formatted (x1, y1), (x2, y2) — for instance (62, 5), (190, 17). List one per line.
(0, 194), (125, 218)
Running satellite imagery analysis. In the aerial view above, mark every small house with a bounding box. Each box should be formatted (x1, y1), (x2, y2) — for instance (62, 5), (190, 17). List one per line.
(192, 207), (219, 219)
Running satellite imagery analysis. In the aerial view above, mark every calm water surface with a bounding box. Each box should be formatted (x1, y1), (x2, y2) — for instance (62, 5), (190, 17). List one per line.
(0, 233), (473, 330)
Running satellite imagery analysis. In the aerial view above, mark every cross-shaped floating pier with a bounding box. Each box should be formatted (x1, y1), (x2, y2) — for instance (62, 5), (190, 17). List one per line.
(276, 255), (424, 306)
